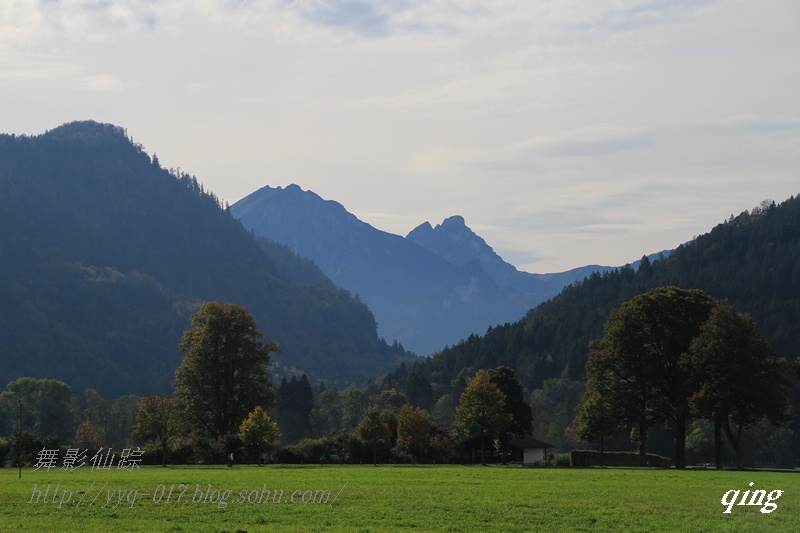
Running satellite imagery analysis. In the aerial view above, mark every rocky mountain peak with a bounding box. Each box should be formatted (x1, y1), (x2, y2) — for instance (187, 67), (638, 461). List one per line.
(408, 215), (498, 269)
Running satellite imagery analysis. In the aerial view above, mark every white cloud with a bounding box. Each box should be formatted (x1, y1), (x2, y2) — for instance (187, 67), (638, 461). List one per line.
(509, 124), (654, 158)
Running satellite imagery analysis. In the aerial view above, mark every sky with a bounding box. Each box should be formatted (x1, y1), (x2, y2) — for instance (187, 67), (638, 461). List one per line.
(2, 1), (799, 273)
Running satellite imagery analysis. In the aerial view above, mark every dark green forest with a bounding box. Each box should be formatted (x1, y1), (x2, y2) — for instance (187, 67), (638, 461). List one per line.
(387, 196), (800, 465)
(0, 121), (412, 396)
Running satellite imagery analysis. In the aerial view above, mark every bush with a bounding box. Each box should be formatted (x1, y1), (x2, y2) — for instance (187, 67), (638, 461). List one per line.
(570, 449), (671, 468)
(554, 453), (571, 467)
(276, 437), (334, 464)
(0, 437), (9, 466)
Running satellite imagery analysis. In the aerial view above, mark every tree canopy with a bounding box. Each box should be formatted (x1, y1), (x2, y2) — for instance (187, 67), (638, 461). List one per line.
(356, 406), (392, 466)
(239, 406), (280, 465)
(487, 366), (533, 439)
(583, 287), (716, 468)
(452, 369), (512, 465)
(687, 302), (791, 468)
(578, 287), (791, 468)
(132, 395), (182, 467)
(397, 404), (433, 463)
(174, 302), (280, 452)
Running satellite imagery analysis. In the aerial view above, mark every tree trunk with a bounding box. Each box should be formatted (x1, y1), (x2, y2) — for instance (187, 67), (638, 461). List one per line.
(638, 413), (648, 466)
(722, 418), (744, 470)
(674, 411), (687, 469)
(480, 437), (486, 466)
(713, 414), (723, 470)
(638, 386), (647, 466)
(600, 436), (605, 467)
(160, 437), (168, 467)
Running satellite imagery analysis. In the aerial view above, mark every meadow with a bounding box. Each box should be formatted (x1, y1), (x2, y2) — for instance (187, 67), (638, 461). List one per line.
(1, 464), (797, 532)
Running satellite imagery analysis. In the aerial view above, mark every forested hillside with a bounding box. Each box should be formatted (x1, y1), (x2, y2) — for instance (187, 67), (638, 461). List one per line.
(0, 121), (411, 396)
(388, 196), (800, 461)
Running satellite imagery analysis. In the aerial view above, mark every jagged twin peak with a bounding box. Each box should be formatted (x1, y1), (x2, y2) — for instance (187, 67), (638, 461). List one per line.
(408, 215), (523, 288)
(408, 216), (483, 264)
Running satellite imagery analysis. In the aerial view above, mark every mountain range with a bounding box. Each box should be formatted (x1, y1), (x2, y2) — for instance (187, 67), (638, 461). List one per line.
(0, 121), (411, 396)
(231, 185), (656, 355)
(2, 119), (795, 466)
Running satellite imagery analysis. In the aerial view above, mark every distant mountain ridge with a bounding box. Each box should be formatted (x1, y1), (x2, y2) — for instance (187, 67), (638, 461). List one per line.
(232, 185), (512, 354)
(232, 185), (637, 354)
(407, 215), (547, 291)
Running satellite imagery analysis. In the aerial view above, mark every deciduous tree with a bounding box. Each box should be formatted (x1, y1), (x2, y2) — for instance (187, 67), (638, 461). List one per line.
(238, 406), (280, 465)
(74, 420), (99, 450)
(579, 287), (715, 467)
(174, 302), (280, 455)
(2, 378), (73, 443)
(687, 302), (791, 469)
(573, 385), (625, 458)
(356, 406), (391, 465)
(132, 395), (182, 467)
(452, 369), (512, 465)
(397, 404), (433, 463)
(488, 366), (533, 460)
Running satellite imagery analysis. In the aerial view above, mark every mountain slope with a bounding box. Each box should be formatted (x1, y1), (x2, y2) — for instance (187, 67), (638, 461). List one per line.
(0, 121), (410, 395)
(398, 195), (800, 399)
(232, 185), (564, 355)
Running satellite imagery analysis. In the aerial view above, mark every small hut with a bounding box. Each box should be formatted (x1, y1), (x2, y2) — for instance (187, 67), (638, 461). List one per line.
(510, 438), (555, 466)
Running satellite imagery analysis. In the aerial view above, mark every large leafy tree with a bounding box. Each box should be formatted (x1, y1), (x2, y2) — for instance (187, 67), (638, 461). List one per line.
(488, 366), (532, 432)
(573, 385), (625, 453)
(174, 302), (280, 453)
(687, 302), (791, 469)
(488, 366), (533, 462)
(580, 287), (716, 468)
(356, 406), (392, 465)
(132, 395), (182, 467)
(397, 403), (433, 463)
(1, 378), (73, 443)
(452, 369), (512, 465)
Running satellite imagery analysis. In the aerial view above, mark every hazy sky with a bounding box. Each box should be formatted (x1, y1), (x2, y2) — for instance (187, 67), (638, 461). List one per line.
(3, 1), (799, 272)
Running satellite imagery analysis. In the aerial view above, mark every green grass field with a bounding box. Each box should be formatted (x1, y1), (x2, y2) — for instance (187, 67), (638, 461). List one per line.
(1, 464), (797, 532)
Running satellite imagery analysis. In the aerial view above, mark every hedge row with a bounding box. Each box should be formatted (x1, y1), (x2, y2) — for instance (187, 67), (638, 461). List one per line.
(570, 449), (672, 467)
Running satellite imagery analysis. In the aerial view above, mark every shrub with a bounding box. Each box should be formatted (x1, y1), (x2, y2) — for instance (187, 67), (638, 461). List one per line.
(554, 453), (571, 467)
(0, 437), (9, 466)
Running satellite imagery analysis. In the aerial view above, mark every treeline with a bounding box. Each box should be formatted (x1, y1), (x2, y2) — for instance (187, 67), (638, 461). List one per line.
(0, 302), (530, 468)
(384, 196), (800, 467)
(0, 378), (139, 466)
(0, 372), (520, 467)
